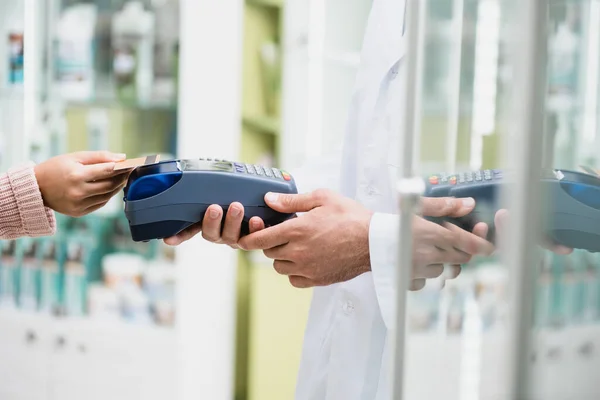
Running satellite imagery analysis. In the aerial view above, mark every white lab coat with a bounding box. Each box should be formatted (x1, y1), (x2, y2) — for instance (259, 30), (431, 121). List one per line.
(291, 0), (407, 399)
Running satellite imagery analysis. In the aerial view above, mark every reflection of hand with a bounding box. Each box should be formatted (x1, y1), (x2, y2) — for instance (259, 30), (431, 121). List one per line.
(494, 209), (573, 255)
(409, 197), (496, 290)
(34, 151), (130, 217)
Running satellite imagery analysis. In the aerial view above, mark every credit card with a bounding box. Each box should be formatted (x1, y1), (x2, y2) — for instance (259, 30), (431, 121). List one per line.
(579, 165), (600, 177)
(114, 154), (161, 171)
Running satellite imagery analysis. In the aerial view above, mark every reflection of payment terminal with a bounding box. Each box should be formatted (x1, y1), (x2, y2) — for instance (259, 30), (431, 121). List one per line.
(423, 168), (600, 252)
(123, 158), (298, 242)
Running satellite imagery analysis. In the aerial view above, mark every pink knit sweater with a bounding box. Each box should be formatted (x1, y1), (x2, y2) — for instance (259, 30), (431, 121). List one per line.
(0, 162), (56, 239)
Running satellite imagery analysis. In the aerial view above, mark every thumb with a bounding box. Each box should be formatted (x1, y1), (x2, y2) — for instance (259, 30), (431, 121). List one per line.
(264, 190), (326, 213)
(421, 197), (475, 217)
(74, 151), (126, 165)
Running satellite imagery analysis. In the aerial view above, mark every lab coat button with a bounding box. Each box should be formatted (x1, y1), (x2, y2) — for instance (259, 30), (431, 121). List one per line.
(342, 300), (355, 315)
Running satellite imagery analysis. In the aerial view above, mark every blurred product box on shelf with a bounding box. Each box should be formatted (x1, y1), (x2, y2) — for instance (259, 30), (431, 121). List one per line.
(18, 238), (41, 311)
(0, 240), (18, 309)
(39, 237), (61, 314)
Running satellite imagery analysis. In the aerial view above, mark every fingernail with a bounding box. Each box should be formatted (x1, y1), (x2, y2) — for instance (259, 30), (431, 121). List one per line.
(266, 192), (279, 203)
(231, 207), (241, 217)
(462, 198), (475, 207)
(210, 209), (219, 219)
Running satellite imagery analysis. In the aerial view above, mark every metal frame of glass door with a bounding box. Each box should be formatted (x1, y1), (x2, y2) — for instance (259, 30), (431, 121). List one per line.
(392, 0), (551, 398)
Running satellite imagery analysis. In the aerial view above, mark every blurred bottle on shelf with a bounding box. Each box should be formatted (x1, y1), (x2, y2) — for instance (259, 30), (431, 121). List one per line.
(0, 0), (24, 87)
(548, 6), (580, 97)
(18, 238), (40, 312)
(39, 237), (60, 314)
(54, 3), (98, 101)
(112, 1), (156, 103)
(0, 240), (18, 310)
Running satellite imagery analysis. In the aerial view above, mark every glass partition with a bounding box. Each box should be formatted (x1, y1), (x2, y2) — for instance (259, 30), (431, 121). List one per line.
(400, 0), (600, 398)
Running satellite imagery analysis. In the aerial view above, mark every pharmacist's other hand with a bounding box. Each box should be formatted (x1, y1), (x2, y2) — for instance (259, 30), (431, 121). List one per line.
(494, 209), (573, 255)
(34, 151), (131, 217)
(162, 203), (266, 248)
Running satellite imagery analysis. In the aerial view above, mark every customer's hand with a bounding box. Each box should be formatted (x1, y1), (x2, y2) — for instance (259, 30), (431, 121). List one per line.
(34, 151), (131, 217)
(235, 190), (495, 289)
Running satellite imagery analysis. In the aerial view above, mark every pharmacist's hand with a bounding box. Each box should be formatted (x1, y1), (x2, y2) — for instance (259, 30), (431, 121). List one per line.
(494, 209), (573, 255)
(162, 203), (266, 249)
(410, 197), (496, 290)
(34, 151), (131, 217)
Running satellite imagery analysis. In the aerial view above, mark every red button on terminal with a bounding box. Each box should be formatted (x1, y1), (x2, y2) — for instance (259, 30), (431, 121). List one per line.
(449, 176), (457, 185)
(282, 172), (291, 181)
(429, 176), (439, 185)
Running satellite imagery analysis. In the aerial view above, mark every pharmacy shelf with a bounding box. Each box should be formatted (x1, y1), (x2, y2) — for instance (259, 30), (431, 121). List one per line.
(242, 115), (280, 135)
(64, 97), (177, 111)
(246, 0), (283, 8)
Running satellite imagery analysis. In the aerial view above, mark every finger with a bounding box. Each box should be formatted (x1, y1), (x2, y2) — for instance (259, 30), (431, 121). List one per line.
(263, 243), (291, 261)
(444, 264), (462, 280)
(264, 189), (331, 214)
(472, 222), (489, 240)
(82, 162), (122, 181)
(74, 151), (126, 164)
(428, 246), (472, 265)
(409, 279), (426, 291)
(164, 222), (202, 246)
(82, 181), (126, 209)
(413, 264), (445, 279)
(248, 217), (265, 234)
(444, 222), (495, 256)
(238, 222), (293, 251)
(420, 218), (458, 252)
(494, 208), (509, 231)
(549, 244), (573, 255)
(421, 197), (475, 218)
(288, 275), (313, 289)
(201, 205), (224, 242)
(85, 173), (129, 196)
(220, 203), (245, 244)
(272, 259), (296, 276)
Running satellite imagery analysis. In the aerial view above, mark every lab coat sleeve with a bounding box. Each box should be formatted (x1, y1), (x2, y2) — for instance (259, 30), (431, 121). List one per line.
(369, 212), (401, 330)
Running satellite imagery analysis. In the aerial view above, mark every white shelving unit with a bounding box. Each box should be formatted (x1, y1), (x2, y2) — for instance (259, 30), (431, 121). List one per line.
(0, 1), (245, 400)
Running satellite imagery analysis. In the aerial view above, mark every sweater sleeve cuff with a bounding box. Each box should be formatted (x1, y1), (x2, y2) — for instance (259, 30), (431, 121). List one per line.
(2, 163), (56, 238)
(369, 212), (400, 330)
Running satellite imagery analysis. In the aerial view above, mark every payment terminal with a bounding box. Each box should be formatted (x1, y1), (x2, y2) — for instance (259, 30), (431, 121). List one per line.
(123, 158), (298, 242)
(424, 168), (600, 252)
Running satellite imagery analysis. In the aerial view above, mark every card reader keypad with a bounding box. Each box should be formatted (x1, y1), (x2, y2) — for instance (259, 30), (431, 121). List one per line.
(428, 169), (500, 186)
(233, 161), (291, 181)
